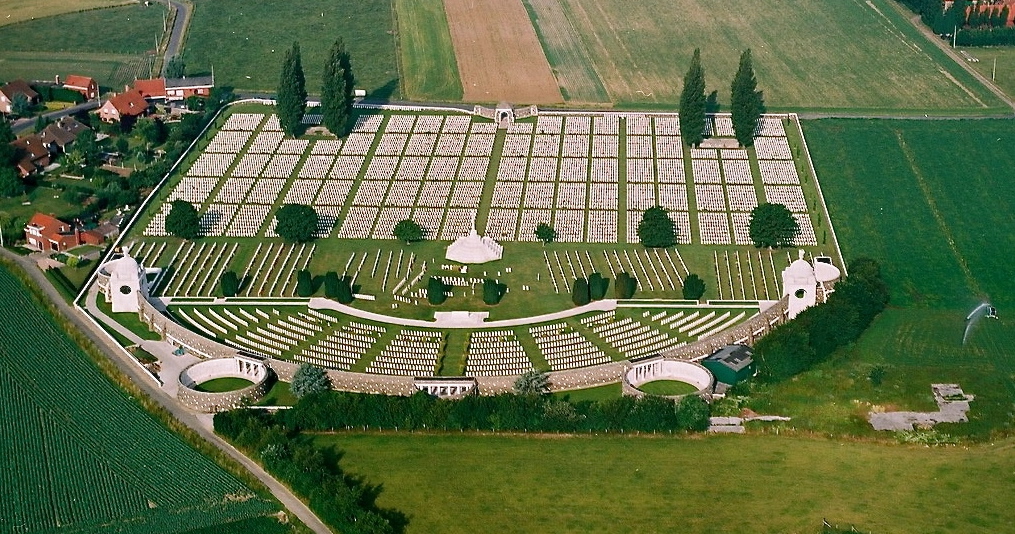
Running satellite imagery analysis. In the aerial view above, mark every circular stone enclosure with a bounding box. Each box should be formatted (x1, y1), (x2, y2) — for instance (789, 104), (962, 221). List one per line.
(625, 360), (713, 398)
(177, 357), (273, 412)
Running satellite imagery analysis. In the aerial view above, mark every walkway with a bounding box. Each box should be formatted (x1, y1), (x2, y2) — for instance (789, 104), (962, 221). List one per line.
(0, 249), (333, 534)
(309, 297), (617, 328)
(162, 0), (192, 75)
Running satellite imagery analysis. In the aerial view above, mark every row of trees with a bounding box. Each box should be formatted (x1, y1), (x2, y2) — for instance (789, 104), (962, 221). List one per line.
(165, 201), (320, 242)
(571, 272), (610, 305)
(680, 48), (765, 147)
(275, 388), (711, 433)
(754, 258), (890, 381)
(899, 0), (1013, 45)
(277, 40), (356, 137)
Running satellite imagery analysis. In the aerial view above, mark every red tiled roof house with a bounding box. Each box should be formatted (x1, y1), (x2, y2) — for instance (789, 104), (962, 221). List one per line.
(62, 75), (100, 100)
(10, 135), (51, 177)
(98, 89), (149, 123)
(0, 79), (40, 114)
(24, 213), (104, 252)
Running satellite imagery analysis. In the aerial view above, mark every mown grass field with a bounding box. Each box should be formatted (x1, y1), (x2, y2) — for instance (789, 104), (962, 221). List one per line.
(0, 4), (163, 88)
(524, 0), (1004, 112)
(183, 0), (398, 97)
(959, 46), (1015, 101)
(326, 432), (1014, 534)
(0, 263), (284, 532)
(393, 0), (462, 101)
(748, 119), (1015, 438)
(0, 0), (132, 27)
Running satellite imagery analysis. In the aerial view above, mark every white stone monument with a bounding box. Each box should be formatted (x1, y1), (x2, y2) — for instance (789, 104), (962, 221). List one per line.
(781, 250), (817, 320)
(445, 227), (503, 265)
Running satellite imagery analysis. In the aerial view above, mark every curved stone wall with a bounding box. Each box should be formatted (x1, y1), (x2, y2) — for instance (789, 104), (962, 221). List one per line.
(177, 357), (274, 413)
(622, 359), (713, 398)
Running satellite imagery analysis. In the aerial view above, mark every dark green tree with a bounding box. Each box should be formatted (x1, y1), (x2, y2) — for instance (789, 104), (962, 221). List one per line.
(134, 117), (167, 145)
(11, 94), (32, 118)
(749, 203), (798, 248)
(513, 369), (550, 396)
(165, 199), (200, 239)
(534, 222), (556, 244)
(615, 272), (638, 299)
(291, 363), (331, 398)
(730, 49), (764, 147)
(295, 269), (314, 297)
(482, 278), (507, 305)
(427, 276), (447, 305)
(0, 117), (15, 166)
(0, 168), (24, 198)
(324, 271), (340, 298)
(638, 206), (677, 248)
(588, 272), (609, 300)
(679, 48), (707, 146)
(336, 276), (354, 304)
(220, 270), (240, 297)
(275, 204), (318, 243)
(321, 38), (355, 136)
(675, 395), (711, 431)
(165, 55), (186, 78)
(393, 218), (424, 243)
(571, 277), (590, 306)
(276, 41), (308, 137)
(72, 129), (101, 166)
(682, 273), (706, 300)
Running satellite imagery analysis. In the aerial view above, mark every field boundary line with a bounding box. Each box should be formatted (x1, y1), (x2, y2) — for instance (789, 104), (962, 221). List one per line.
(792, 113), (847, 277)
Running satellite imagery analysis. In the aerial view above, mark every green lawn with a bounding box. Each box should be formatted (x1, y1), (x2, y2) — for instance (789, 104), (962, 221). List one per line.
(183, 0), (399, 97)
(525, 0), (1004, 111)
(959, 46), (1015, 100)
(636, 379), (699, 396)
(393, 0), (462, 101)
(196, 377), (254, 393)
(326, 432), (1014, 534)
(0, 0), (134, 27)
(257, 381), (298, 406)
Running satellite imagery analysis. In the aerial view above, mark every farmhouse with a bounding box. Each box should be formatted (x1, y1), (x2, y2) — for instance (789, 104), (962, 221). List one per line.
(131, 75), (215, 101)
(0, 79), (40, 114)
(10, 135), (50, 177)
(23, 213), (104, 252)
(61, 75), (100, 100)
(99, 89), (150, 123)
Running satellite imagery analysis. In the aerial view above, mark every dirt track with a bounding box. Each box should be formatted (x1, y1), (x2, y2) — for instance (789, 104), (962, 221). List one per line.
(443, 0), (563, 104)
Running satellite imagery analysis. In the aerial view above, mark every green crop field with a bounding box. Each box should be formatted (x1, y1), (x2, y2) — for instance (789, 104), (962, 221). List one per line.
(522, 0), (1004, 112)
(743, 119), (1015, 437)
(0, 4), (163, 88)
(0, 263), (283, 532)
(183, 0), (399, 97)
(326, 432), (1014, 534)
(393, 0), (462, 101)
(0, 0), (133, 27)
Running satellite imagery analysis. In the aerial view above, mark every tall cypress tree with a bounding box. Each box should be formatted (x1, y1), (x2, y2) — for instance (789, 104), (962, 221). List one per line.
(679, 48), (707, 147)
(321, 39), (355, 136)
(730, 49), (764, 147)
(277, 41), (307, 137)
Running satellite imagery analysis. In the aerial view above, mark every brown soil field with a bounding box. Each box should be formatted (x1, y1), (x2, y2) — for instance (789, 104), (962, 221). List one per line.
(443, 0), (562, 104)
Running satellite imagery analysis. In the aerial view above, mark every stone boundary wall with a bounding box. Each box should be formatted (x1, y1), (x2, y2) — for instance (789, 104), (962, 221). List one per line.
(659, 297), (789, 361)
(177, 378), (272, 413)
(266, 358), (416, 396)
(621, 360), (713, 399)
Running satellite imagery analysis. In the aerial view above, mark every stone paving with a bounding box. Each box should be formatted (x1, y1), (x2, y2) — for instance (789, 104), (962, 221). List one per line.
(868, 384), (974, 431)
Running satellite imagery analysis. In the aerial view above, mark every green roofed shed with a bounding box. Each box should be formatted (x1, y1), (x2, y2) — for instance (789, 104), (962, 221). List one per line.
(702, 345), (755, 385)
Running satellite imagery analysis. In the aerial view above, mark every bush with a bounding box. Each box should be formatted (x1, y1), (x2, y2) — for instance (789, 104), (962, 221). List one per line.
(323, 271), (340, 298)
(571, 277), (590, 306)
(513, 369), (549, 396)
(295, 269), (313, 297)
(588, 272), (609, 300)
(290, 363), (331, 398)
(393, 218), (424, 243)
(749, 203), (798, 248)
(0, 167), (25, 198)
(275, 204), (318, 243)
(220, 270), (239, 297)
(482, 278), (506, 305)
(614, 272), (637, 299)
(682, 273), (706, 300)
(427, 276), (447, 305)
(165, 200), (200, 240)
(637, 206), (677, 248)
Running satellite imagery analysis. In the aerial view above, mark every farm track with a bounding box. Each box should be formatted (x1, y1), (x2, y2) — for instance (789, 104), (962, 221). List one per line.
(0, 249), (334, 534)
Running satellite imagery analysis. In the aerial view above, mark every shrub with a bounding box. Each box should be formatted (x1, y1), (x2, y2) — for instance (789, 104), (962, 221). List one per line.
(275, 204), (318, 243)
(336, 276), (354, 304)
(637, 206), (677, 248)
(427, 276), (447, 305)
(295, 269), (313, 297)
(615, 272), (637, 299)
(393, 218), (424, 243)
(290, 363), (331, 398)
(323, 271), (340, 298)
(571, 277), (590, 306)
(682, 273), (706, 300)
(220, 270), (239, 297)
(513, 369), (550, 396)
(482, 278), (506, 305)
(588, 272), (609, 300)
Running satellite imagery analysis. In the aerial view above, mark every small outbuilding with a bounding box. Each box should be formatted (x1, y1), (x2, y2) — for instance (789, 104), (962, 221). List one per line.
(702, 344), (755, 386)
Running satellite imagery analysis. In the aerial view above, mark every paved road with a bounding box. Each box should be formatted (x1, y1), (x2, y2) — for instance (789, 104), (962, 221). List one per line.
(0, 249), (333, 534)
(162, 0), (192, 75)
(11, 101), (101, 135)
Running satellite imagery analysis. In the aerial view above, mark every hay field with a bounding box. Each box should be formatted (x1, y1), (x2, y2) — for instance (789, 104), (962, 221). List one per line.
(183, 0), (398, 96)
(526, 0), (1003, 111)
(329, 432), (1014, 534)
(394, 0), (462, 101)
(444, 0), (562, 104)
(0, 0), (133, 27)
